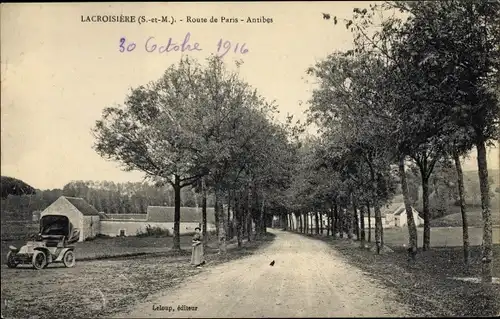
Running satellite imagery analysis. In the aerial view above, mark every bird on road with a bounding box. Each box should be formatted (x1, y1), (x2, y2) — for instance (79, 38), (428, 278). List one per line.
(270, 260), (275, 266)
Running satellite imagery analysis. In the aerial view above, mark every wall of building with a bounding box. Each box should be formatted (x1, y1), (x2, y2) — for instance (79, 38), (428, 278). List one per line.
(362, 217), (392, 229)
(397, 210), (423, 227)
(99, 220), (216, 237)
(82, 216), (100, 240)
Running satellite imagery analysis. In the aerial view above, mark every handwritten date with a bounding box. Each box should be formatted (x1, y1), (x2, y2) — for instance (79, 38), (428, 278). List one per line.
(118, 32), (249, 57)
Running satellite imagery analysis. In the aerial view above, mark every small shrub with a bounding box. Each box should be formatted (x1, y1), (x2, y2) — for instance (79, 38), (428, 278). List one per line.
(95, 233), (111, 238)
(136, 224), (171, 237)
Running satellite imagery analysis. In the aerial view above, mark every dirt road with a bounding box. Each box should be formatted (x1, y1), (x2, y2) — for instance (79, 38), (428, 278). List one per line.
(117, 230), (410, 318)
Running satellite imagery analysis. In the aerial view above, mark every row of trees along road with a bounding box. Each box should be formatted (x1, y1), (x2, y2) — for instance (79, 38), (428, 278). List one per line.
(303, 0), (498, 283)
(93, 0), (498, 283)
(93, 56), (300, 253)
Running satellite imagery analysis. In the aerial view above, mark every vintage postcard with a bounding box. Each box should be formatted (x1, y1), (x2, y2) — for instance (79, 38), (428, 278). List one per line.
(1, 1), (499, 318)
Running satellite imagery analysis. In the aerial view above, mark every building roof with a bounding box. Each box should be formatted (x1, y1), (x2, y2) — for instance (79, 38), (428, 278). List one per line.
(380, 202), (404, 217)
(394, 204), (419, 216)
(146, 206), (215, 223)
(103, 213), (147, 220)
(98, 212), (109, 219)
(63, 196), (100, 216)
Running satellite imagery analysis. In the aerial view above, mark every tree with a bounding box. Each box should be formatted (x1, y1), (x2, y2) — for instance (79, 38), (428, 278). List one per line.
(306, 50), (399, 253)
(93, 56), (209, 250)
(1, 176), (36, 199)
(386, 0), (500, 282)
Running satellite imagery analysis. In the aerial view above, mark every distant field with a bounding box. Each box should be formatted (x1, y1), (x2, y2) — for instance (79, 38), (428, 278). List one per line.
(383, 226), (500, 248)
(431, 208), (500, 227)
(1, 221), (38, 240)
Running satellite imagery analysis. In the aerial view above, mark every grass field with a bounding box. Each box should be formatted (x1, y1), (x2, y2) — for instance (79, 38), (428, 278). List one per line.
(383, 226), (500, 248)
(0, 233), (275, 319)
(0, 221), (38, 241)
(431, 208), (500, 227)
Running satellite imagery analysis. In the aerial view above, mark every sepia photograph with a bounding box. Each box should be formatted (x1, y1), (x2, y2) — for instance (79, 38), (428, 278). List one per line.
(1, 1), (499, 318)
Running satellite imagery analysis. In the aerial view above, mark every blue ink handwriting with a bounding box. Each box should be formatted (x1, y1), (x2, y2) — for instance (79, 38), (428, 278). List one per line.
(118, 32), (249, 57)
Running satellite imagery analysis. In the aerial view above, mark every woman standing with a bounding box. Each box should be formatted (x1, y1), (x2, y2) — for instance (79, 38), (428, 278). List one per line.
(191, 227), (205, 268)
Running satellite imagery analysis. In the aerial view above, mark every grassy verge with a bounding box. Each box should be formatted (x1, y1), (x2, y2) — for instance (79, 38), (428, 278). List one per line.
(307, 233), (500, 317)
(1, 235), (219, 264)
(0, 233), (275, 319)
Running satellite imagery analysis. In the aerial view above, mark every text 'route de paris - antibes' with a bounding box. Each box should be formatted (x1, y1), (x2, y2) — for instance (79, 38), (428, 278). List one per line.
(81, 14), (273, 24)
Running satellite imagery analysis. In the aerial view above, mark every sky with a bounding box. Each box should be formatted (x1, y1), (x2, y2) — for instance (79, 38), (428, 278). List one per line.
(1, 2), (499, 190)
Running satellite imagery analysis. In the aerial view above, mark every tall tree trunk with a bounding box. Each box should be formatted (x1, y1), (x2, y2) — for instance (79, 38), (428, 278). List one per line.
(309, 212), (314, 235)
(214, 197), (220, 239)
(399, 155), (418, 257)
(369, 167), (383, 253)
(298, 213), (305, 233)
(320, 212), (324, 235)
(215, 187), (227, 254)
(227, 192), (232, 240)
(333, 201), (338, 239)
(299, 213), (303, 233)
(366, 202), (371, 243)
(201, 178), (208, 248)
(352, 196), (360, 241)
(304, 213), (308, 234)
(315, 212), (320, 235)
(309, 213), (313, 234)
(453, 150), (469, 269)
(476, 139), (492, 283)
(308, 213), (311, 234)
(327, 207), (332, 236)
(246, 211), (252, 242)
(172, 174), (181, 251)
(421, 175), (431, 251)
(304, 213), (309, 234)
(347, 205), (354, 240)
(304, 213), (307, 234)
(246, 187), (251, 242)
(360, 205), (366, 246)
(252, 188), (259, 239)
(235, 190), (243, 247)
(242, 201), (247, 235)
(339, 208), (345, 239)
(259, 197), (266, 238)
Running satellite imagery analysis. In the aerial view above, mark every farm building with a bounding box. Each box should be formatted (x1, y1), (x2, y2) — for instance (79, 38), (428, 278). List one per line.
(41, 196), (217, 240)
(40, 196), (100, 242)
(100, 206), (216, 237)
(392, 203), (424, 227)
(359, 202), (423, 229)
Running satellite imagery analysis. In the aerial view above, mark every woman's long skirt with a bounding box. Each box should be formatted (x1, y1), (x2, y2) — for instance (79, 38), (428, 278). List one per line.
(191, 243), (204, 266)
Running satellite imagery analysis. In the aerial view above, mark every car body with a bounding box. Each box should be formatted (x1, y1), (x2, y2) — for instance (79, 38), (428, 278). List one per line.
(6, 215), (80, 270)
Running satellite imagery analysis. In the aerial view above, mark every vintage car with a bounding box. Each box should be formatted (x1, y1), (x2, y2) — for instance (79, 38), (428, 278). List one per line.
(6, 215), (80, 270)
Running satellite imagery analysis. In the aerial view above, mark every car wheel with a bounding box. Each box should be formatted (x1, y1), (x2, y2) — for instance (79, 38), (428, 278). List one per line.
(63, 250), (75, 268)
(32, 251), (47, 270)
(6, 251), (18, 268)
